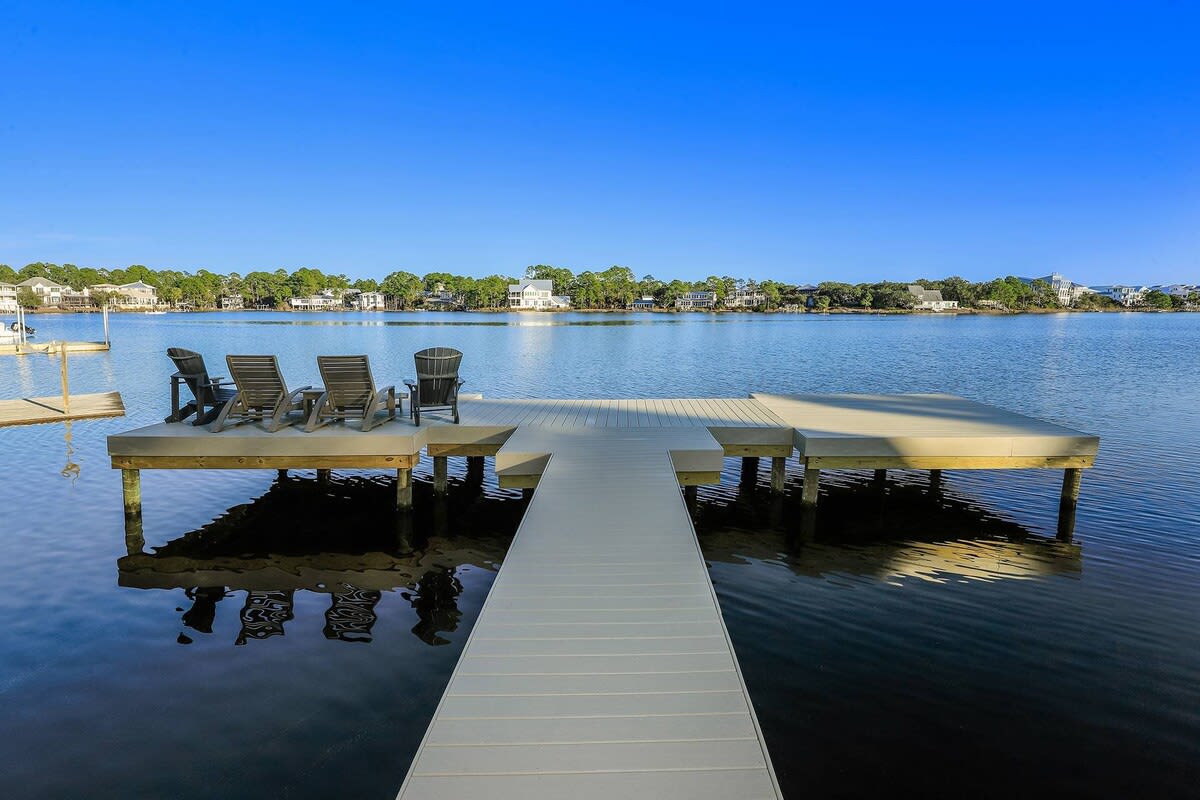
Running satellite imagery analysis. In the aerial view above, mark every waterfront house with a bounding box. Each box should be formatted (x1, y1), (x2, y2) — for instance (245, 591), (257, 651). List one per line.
(1090, 285), (1148, 307)
(908, 285), (959, 311)
(1019, 273), (1093, 306)
(1152, 284), (1197, 299)
(90, 281), (159, 309)
(629, 296), (656, 310)
(355, 291), (386, 310)
(508, 279), (570, 310)
(726, 289), (767, 309)
(0, 282), (17, 313)
(424, 283), (462, 310)
(18, 277), (68, 307)
(220, 295), (244, 310)
(674, 291), (716, 310)
(290, 289), (342, 310)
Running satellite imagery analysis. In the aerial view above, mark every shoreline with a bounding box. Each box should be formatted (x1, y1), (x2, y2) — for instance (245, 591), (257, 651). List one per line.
(13, 306), (1196, 317)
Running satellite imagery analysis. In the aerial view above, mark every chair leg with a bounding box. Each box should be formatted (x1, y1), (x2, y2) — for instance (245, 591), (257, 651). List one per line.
(210, 394), (242, 433)
(305, 392), (331, 433)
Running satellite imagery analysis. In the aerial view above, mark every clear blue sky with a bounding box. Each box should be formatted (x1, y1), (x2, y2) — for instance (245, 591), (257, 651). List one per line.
(2, 1), (1197, 284)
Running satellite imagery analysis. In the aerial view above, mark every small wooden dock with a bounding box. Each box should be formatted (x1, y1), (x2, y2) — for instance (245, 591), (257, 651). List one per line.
(0, 340), (110, 356)
(0, 391), (125, 427)
(107, 392), (1099, 798)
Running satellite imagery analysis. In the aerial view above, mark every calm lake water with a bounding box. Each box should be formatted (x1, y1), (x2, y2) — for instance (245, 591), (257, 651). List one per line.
(1, 311), (1198, 799)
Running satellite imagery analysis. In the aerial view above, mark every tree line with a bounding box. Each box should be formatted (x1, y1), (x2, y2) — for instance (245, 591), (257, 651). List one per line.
(1, 261), (1193, 311)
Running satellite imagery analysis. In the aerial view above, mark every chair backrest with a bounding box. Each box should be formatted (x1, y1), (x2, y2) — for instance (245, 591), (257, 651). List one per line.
(414, 347), (462, 406)
(226, 355), (288, 408)
(317, 355), (376, 409)
(167, 347), (217, 404)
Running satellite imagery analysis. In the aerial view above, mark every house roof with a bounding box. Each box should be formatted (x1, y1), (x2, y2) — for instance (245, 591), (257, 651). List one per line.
(18, 277), (65, 288)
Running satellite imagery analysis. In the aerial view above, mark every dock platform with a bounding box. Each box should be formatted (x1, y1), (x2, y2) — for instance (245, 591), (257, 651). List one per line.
(0, 391), (125, 427)
(106, 392), (1099, 798)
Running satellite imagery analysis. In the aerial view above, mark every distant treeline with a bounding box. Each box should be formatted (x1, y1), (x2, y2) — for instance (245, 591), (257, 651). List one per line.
(1, 261), (1192, 311)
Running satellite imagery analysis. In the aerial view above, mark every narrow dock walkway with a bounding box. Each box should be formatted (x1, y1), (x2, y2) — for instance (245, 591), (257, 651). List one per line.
(397, 428), (782, 800)
(0, 391), (125, 427)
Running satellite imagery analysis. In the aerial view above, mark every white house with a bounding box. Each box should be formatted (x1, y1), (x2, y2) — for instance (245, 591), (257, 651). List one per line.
(290, 289), (342, 310)
(675, 291), (716, 310)
(1090, 285), (1148, 307)
(1020, 273), (1093, 306)
(726, 289), (766, 309)
(508, 280), (570, 310)
(907, 285), (959, 311)
(355, 291), (386, 310)
(0, 283), (17, 313)
(1152, 284), (1196, 298)
(220, 295), (244, 310)
(90, 281), (159, 308)
(18, 277), (68, 306)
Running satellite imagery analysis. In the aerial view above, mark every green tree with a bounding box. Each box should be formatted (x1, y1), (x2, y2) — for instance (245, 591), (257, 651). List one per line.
(16, 288), (40, 308)
(1143, 290), (1173, 309)
(0, 264), (16, 283)
(381, 270), (423, 308)
(524, 265), (574, 295)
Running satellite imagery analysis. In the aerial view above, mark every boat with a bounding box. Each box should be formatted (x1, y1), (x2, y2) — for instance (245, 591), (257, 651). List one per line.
(9, 320), (35, 336)
(144, 310), (167, 315)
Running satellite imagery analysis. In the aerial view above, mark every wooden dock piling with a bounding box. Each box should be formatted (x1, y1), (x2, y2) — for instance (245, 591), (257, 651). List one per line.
(433, 456), (448, 495)
(771, 456), (787, 493)
(1058, 468), (1082, 541)
(396, 468), (413, 510)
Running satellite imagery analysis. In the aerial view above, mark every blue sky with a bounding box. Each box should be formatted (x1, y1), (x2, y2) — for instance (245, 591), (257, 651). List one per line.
(1, 1), (1197, 284)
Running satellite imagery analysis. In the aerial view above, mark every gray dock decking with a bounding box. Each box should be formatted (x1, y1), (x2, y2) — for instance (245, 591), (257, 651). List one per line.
(107, 392), (1099, 798)
(398, 428), (781, 799)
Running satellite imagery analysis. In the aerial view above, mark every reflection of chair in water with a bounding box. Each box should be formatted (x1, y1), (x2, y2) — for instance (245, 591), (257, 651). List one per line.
(323, 586), (383, 643)
(405, 347), (464, 425)
(235, 590), (296, 645)
(182, 587), (227, 633)
(404, 568), (463, 645)
(165, 347), (238, 425)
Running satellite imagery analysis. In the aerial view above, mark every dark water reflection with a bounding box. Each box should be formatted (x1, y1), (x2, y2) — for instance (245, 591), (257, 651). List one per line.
(2, 311), (1199, 798)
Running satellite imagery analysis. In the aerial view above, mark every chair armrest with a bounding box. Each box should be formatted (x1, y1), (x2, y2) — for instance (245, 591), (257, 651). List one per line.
(207, 376), (228, 386)
(378, 384), (396, 396)
(403, 380), (417, 389)
(286, 385), (314, 401)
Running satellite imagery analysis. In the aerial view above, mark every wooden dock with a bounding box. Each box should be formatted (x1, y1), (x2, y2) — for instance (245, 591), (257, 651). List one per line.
(0, 340), (110, 356)
(0, 391), (125, 427)
(106, 392), (1099, 798)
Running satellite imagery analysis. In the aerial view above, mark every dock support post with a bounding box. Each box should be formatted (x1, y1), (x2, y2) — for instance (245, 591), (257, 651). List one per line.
(684, 484), (698, 514)
(433, 456), (448, 495)
(467, 456), (484, 477)
(873, 469), (887, 490)
(277, 469), (288, 481)
(396, 468), (413, 511)
(739, 457), (759, 489)
(316, 468), (331, 485)
(122, 468), (143, 553)
(771, 457), (787, 494)
(59, 342), (70, 414)
(1058, 468), (1082, 542)
(522, 487), (534, 501)
(800, 465), (820, 538)
(928, 469), (942, 493)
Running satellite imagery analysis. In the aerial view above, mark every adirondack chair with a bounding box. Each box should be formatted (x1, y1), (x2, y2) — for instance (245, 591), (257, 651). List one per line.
(210, 355), (312, 433)
(305, 355), (398, 432)
(165, 347), (238, 425)
(405, 347), (464, 425)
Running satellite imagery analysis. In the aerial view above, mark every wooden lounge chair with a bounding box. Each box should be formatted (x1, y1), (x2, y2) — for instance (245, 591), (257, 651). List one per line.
(210, 355), (312, 433)
(405, 347), (464, 425)
(165, 347), (238, 426)
(305, 355), (398, 432)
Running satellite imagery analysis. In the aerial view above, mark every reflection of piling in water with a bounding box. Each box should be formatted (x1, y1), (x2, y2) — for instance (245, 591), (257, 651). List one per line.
(182, 587), (226, 633)
(235, 590), (295, 645)
(404, 568), (463, 646)
(324, 587), (383, 643)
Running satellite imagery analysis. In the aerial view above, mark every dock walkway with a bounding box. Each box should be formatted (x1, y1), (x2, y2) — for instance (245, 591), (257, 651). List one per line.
(398, 428), (781, 799)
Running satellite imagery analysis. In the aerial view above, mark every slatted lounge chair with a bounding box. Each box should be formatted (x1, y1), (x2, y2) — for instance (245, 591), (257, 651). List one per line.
(305, 355), (398, 432)
(165, 347), (238, 426)
(405, 347), (464, 425)
(210, 355), (312, 433)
